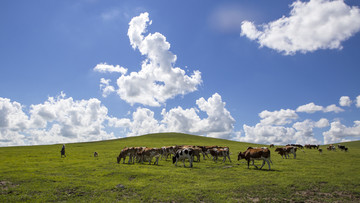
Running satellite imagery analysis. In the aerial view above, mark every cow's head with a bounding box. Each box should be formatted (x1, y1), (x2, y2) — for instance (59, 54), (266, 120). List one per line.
(237, 152), (244, 161)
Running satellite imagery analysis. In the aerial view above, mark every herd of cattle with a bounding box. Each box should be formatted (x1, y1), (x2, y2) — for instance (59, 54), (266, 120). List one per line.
(59, 143), (348, 170)
(112, 143), (349, 170)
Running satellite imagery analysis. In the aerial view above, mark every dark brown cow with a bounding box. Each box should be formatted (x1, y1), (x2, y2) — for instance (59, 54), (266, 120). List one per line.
(238, 148), (271, 170)
(305, 144), (319, 149)
(275, 146), (297, 159)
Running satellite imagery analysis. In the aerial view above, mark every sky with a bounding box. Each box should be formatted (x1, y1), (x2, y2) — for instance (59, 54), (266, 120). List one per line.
(1, 0), (360, 146)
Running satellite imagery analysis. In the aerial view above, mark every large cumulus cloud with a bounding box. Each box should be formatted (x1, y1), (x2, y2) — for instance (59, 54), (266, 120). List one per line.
(95, 12), (202, 106)
(241, 0), (360, 55)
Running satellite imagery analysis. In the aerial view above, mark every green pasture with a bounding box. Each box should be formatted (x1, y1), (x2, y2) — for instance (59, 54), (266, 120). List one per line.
(0, 133), (359, 202)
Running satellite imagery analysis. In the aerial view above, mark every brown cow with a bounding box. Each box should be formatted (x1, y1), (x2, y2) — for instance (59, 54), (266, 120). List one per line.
(238, 148), (271, 170)
(117, 147), (136, 164)
(275, 146), (297, 159)
(138, 148), (161, 165)
(208, 147), (231, 163)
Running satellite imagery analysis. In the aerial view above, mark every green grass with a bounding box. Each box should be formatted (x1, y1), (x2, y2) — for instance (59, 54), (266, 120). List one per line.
(1, 133), (359, 202)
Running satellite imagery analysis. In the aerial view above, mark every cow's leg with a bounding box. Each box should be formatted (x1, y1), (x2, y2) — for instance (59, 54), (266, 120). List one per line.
(252, 160), (258, 169)
(293, 152), (296, 159)
(183, 159), (186, 167)
(227, 154), (232, 163)
(267, 159), (271, 170)
(202, 152), (206, 160)
(247, 160), (250, 168)
(259, 159), (265, 169)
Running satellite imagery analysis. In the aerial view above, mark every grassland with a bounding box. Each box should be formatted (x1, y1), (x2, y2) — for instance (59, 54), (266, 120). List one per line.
(0, 133), (359, 202)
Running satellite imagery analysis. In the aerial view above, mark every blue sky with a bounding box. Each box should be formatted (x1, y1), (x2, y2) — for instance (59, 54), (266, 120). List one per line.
(1, 0), (360, 146)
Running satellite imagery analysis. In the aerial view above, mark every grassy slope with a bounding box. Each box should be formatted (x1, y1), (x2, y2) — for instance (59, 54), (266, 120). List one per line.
(0, 133), (359, 202)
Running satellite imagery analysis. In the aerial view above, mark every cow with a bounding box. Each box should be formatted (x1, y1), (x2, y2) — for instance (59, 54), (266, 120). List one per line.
(275, 146), (297, 159)
(60, 144), (66, 158)
(192, 147), (203, 162)
(275, 147), (288, 159)
(327, 145), (336, 151)
(318, 148), (323, 154)
(161, 146), (175, 161)
(287, 144), (304, 149)
(269, 144), (275, 148)
(117, 147), (136, 164)
(305, 144), (320, 149)
(238, 148), (271, 170)
(173, 148), (194, 167)
(138, 148), (161, 165)
(94, 151), (98, 157)
(338, 145), (346, 151)
(195, 146), (210, 160)
(194, 145), (216, 160)
(208, 147), (231, 163)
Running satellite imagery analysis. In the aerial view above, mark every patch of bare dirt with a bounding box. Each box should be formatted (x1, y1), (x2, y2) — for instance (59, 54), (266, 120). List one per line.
(0, 180), (18, 194)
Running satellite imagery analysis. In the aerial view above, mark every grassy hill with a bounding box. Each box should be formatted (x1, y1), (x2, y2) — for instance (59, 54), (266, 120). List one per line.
(0, 133), (359, 202)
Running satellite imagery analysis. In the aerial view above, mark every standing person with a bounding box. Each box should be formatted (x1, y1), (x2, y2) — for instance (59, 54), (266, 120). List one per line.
(61, 144), (66, 158)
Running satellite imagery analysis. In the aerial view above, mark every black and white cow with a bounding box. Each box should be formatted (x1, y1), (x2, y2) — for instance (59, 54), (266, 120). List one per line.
(172, 148), (194, 167)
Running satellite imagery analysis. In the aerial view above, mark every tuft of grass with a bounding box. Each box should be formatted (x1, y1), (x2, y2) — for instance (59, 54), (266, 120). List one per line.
(1, 132), (359, 202)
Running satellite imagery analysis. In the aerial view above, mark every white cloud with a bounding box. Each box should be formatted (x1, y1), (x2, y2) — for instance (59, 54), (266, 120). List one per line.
(109, 93), (236, 139)
(356, 95), (360, 108)
(0, 98), (28, 146)
(97, 12), (202, 107)
(259, 109), (298, 125)
(292, 118), (329, 144)
(339, 96), (352, 107)
(323, 120), (360, 144)
(240, 124), (296, 145)
(27, 94), (115, 145)
(296, 102), (323, 113)
(296, 102), (343, 113)
(239, 117), (328, 145)
(241, 0), (360, 55)
(94, 63), (127, 74)
(100, 78), (115, 97)
(323, 104), (344, 113)
(0, 94), (116, 146)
